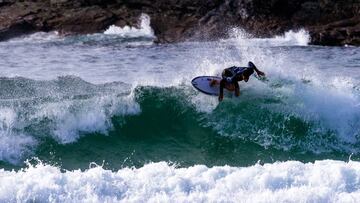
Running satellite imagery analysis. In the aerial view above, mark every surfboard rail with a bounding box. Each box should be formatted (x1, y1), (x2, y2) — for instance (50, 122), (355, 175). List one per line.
(191, 76), (222, 96)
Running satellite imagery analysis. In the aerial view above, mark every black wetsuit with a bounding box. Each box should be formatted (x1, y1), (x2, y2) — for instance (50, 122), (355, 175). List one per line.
(221, 66), (249, 83)
(219, 66), (252, 96)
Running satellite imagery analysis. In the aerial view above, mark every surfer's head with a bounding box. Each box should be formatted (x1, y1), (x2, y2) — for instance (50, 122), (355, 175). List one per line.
(248, 61), (256, 69)
(241, 61), (256, 82)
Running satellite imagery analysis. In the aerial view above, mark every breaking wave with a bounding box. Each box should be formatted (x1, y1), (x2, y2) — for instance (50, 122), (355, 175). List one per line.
(1, 160), (360, 202)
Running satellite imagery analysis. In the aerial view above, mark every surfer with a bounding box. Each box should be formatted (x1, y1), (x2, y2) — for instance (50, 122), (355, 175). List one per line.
(211, 61), (265, 101)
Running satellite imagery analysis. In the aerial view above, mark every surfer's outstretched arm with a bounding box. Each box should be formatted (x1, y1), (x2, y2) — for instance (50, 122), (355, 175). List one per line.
(249, 61), (265, 77)
(219, 79), (225, 101)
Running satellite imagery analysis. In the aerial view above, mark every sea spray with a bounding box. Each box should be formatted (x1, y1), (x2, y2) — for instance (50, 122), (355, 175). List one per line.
(0, 108), (37, 164)
(225, 29), (310, 47)
(0, 76), (140, 163)
(104, 14), (155, 39)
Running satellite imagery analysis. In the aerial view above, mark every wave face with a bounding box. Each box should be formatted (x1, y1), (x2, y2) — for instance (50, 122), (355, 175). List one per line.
(0, 76), (140, 165)
(0, 77), (359, 168)
(1, 160), (360, 202)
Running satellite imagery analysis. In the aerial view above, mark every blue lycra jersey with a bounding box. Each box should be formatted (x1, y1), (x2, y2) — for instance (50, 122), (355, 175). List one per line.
(229, 66), (247, 75)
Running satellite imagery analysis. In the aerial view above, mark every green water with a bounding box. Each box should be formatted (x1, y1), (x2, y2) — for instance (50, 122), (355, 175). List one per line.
(1, 86), (356, 171)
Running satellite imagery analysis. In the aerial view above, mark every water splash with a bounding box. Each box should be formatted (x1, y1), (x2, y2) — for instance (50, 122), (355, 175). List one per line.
(104, 14), (155, 39)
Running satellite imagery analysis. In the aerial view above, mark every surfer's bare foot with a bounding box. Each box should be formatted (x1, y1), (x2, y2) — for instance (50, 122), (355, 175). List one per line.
(209, 79), (218, 87)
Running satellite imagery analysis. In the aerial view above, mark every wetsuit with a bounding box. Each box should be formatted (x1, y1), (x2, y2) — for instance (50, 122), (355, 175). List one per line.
(221, 66), (249, 83)
(219, 66), (253, 96)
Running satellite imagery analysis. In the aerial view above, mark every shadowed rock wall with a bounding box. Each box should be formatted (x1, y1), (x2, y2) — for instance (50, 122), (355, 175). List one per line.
(0, 0), (359, 45)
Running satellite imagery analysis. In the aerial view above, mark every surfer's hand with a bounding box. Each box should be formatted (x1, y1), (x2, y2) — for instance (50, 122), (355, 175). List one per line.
(218, 95), (223, 102)
(257, 71), (265, 77)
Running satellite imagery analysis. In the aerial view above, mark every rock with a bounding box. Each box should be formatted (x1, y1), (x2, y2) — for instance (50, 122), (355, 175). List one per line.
(47, 6), (116, 34)
(0, 21), (35, 41)
(0, 0), (14, 7)
(0, 0), (359, 46)
(309, 16), (360, 45)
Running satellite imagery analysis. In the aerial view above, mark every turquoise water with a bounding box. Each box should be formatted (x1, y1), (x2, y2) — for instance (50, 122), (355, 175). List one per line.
(31, 86), (358, 171)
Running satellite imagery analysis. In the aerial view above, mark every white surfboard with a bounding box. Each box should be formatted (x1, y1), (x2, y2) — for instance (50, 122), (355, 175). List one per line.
(191, 76), (224, 96)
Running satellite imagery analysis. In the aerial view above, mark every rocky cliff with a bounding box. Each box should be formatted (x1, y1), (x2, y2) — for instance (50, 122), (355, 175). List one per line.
(0, 0), (359, 45)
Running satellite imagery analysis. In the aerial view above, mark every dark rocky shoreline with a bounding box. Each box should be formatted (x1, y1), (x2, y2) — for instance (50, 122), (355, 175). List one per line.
(0, 0), (359, 45)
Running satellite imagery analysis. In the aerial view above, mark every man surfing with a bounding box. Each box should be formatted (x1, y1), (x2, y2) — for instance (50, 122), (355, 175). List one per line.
(210, 61), (266, 101)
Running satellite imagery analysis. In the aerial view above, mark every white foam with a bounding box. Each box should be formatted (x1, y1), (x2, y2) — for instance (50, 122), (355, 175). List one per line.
(0, 108), (37, 164)
(104, 14), (155, 39)
(275, 29), (310, 46)
(2, 14), (155, 45)
(1, 160), (360, 202)
(0, 77), (141, 162)
(31, 93), (141, 144)
(249, 51), (360, 144)
(225, 28), (310, 46)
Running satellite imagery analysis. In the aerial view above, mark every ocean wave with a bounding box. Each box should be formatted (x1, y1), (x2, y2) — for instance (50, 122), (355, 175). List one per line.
(195, 30), (360, 148)
(0, 76), (140, 164)
(0, 108), (37, 164)
(0, 75), (359, 165)
(1, 160), (360, 202)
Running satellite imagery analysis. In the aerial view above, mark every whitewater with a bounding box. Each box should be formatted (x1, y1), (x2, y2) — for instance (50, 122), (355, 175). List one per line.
(0, 14), (360, 202)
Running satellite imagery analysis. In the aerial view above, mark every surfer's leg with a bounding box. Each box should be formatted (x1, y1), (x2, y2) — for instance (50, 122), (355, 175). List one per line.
(209, 79), (219, 87)
(219, 79), (225, 101)
(225, 84), (235, 91)
(234, 82), (240, 96)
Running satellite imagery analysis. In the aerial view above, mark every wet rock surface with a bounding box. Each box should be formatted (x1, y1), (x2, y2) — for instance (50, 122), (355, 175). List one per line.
(0, 0), (359, 45)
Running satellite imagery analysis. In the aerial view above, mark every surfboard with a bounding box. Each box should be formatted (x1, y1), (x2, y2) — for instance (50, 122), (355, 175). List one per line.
(191, 76), (223, 96)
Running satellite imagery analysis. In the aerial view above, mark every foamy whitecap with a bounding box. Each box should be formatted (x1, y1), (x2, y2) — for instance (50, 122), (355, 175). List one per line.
(1, 160), (360, 202)
(225, 28), (310, 46)
(0, 77), (141, 162)
(104, 14), (155, 39)
(0, 108), (37, 164)
(52, 94), (140, 143)
(275, 29), (310, 46)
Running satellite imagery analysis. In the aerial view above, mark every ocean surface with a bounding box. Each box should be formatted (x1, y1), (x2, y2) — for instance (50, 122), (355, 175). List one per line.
(0, 14), (360, 202)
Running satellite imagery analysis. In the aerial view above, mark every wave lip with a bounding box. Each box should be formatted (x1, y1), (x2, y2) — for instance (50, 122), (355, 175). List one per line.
(0, 76), (140, 164)
(1, 160), (360, 202)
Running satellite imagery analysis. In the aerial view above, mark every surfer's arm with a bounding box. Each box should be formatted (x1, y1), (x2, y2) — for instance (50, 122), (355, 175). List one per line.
(219, 79), (225, 101)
